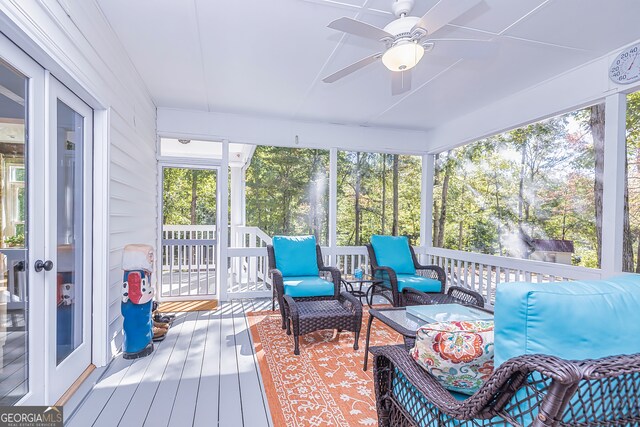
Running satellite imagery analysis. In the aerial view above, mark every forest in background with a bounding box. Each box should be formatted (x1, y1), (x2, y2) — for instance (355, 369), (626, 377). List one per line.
(434, 92), (640, 270)
(244, 147), (421, 246)
(162, 91), (640, 271)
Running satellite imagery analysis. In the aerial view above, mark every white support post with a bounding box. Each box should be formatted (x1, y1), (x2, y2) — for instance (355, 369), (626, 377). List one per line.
(329, 148), (338, 266)
(218, 140), (230, 301)
(601, 93), (627, 277)
(230, 166), (243, 247)
(420, 154), (435, 257)
(241, 165), (247, 225)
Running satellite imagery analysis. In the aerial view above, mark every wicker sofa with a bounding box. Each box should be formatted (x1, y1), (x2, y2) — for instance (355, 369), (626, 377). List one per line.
(371, 275), (640, 426)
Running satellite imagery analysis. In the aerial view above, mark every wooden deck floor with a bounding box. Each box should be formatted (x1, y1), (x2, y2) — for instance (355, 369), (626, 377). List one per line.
(67, 299), (273, 427)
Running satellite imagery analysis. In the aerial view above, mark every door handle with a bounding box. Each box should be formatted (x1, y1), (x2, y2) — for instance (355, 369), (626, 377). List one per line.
(34, 260), (54, 272)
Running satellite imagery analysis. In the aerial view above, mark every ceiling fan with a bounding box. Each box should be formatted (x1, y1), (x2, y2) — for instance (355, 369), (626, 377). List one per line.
(322, 0), (496, 95)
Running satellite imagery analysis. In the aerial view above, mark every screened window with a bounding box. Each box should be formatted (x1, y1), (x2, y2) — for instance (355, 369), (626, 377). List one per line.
(245, 146), (329, 245)
(433, 105), (604, 268)
(337, 152), (421, 246)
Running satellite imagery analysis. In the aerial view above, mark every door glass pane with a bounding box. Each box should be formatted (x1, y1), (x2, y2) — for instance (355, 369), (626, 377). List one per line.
(0, 59), (28, 404)
(161, 167), (217, 297)
(56, 101), (83, 364)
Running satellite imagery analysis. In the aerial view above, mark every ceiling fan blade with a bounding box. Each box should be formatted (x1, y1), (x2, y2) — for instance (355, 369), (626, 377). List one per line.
(412, 0), (481, 35)
(391, 69), (412, 96)
(323, 53), (382, 83)
(426, 39), (498, 59)
(328, 17), (392, 41)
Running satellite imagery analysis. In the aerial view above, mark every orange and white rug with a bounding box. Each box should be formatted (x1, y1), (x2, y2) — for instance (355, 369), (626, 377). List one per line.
(247, 308), (403, 426)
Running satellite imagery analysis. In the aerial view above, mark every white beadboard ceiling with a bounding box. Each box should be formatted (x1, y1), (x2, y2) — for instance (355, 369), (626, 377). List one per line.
(97, 0), (640, 132)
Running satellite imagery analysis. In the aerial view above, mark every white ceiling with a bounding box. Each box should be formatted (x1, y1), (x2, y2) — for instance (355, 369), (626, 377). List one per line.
(97, 0), (640, 132)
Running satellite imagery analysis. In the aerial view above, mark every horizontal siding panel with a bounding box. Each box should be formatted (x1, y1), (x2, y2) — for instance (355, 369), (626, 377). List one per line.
(110, 163), (156, 190)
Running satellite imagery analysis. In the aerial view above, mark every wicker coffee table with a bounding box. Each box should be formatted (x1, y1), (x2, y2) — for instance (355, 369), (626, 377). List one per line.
(284, 291), (362, 355)
(363, 304), (494, 370)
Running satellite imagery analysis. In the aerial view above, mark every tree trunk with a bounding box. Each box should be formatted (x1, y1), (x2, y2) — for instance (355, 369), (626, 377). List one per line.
(392, 154), (399, 236)
(623, 156), (634, 271)
(190, 170), (198, 225)
(590, 103), (605, 268)
(309, 152), (319, 240)
(436, 152), (452, 247)
(354, 152), (361, 245)
(494, 171), (503, 255)
(518, 142), (526, 229)
(432, 154), (440, 246)
(381, 154), (386, 234)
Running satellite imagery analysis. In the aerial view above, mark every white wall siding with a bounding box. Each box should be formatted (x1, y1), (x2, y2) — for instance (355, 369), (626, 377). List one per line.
(0, 0), (157, 361)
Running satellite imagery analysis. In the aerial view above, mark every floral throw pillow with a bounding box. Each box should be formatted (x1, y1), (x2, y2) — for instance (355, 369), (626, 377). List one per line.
(410, 320), (494, 395)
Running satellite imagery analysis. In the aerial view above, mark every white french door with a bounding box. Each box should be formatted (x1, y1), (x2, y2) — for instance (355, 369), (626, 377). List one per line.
(0, 33), (93, 405)
(45, 77), (93, 402)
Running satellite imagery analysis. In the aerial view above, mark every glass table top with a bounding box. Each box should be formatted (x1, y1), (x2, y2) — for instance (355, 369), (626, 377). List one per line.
(373, 304), (494, 335)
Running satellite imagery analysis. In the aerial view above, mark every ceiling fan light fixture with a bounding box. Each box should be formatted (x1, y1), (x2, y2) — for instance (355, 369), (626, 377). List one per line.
(381, 42), (424, 72)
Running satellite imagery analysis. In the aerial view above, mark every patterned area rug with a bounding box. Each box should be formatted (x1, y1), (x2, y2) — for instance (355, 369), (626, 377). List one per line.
(247, 307), (403, 426)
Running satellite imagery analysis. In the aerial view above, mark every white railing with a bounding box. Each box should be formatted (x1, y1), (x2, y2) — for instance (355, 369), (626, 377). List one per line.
(326, 246), (369, 276)
(227, 226), (273, 297)
(224, 227), (606, 303)
(161, 225), (217, 298)
(233, 225), (271, 248)
(420, 247), (603, 306)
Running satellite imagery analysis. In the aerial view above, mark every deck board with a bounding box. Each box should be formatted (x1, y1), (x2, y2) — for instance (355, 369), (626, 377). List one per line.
(114, 313), (189, 426)
(191, 306), (222, 427)
(142, 311), (199, 427)
(233, 300), (270, 427)
(217, 301), (245, 427)
(66, 299), (273, 427)
(166, 311), (209, 427)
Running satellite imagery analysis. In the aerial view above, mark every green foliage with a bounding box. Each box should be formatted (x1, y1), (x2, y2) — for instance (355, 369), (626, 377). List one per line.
(163, 168), (217, 225)
(4, 233), (24, 247)
(337, 152), (421, 245)
(434, 107), (599, 267)
(244, 147), (420, 246)
(626, 91), (640, 272)
(245, 146), (329, 244)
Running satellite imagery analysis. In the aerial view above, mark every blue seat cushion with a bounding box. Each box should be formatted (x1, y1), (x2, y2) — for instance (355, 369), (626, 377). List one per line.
(396, 274), (442, 292)
(494, 274), (640, 367)
(370, 235), (416, 275)
(283, 276), (335, 298)
(272, 235), (319, 277)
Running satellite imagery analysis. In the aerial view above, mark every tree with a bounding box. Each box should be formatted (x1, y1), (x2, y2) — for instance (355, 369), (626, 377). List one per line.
(590, 103), (605, 268)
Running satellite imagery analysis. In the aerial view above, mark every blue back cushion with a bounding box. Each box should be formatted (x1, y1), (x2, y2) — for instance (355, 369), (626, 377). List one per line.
(370, 235), (416, 275)
(494, 274), (640, 367)
(272, 235), (319, 277)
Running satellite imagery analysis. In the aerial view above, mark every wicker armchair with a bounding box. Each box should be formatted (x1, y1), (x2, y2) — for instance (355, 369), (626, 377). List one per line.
(267, 243), (340, 329)
(371, 345), (640, 426)
(366, 238), (446, 307)
(372, 276), (640, 426)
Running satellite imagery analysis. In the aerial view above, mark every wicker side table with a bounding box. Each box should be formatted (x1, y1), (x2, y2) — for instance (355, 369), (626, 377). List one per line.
(284, 291), (363, 355)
